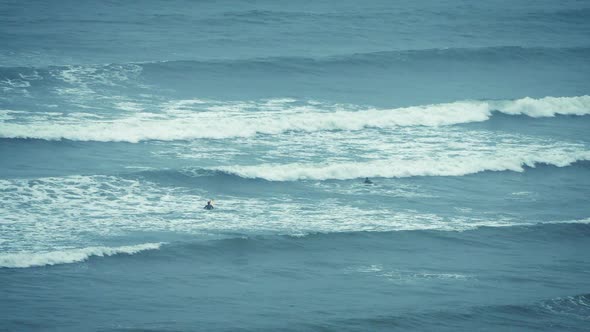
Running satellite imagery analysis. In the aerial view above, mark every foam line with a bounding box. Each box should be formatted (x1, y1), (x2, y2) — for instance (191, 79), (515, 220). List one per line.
(0, 242), (164, 268)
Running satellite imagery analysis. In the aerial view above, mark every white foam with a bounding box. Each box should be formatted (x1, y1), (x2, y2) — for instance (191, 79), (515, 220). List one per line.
(114, 102), (144, 112)
(215, 150), (590, 181)
(1, 78), (30, 88)
(378, 271), (473, 282)
(18, 71), (43, 81)
(1, 175), (589, 260)
(497, 96), (590, 117)
(1, 95), (588, 142)
(0, 110), (18, 121)
(49, 64), (143, 104)
(356, 264), (384, 273)
(544, 217), (590, 225)
(511, 191), (533, 196)
(52, 64), (142, 87)
(540, 295), (590, 319)
(0, 243), (163, 268)
(351, 265), (473, 282)
(68, 112), (104, 119)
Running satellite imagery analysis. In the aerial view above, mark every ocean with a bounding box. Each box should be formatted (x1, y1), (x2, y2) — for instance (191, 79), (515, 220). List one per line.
(1, 0), (590, 331)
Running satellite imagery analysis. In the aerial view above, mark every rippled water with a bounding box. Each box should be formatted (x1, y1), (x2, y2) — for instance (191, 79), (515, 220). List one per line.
(1, 0), (590, 331)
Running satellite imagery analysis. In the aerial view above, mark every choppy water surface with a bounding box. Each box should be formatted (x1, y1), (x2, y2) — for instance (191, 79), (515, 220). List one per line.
(1, 0), (590, 331)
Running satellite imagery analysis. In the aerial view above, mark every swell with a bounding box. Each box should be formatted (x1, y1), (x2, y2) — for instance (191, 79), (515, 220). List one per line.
(197, 46), (590, 68)
(3, 46), (586, 98)
(136, 223), (590, 265)
(4, 222), (590, 269)
(1, 46), (588, 72)
(1, 95), (589, 142)
(332, 293), (590, 331)
(102, 46), (590, 72)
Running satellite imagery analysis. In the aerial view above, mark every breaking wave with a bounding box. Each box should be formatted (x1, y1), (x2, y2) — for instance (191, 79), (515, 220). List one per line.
(215, 150), (590, 181)
(0, 242), (164, 268)
(0, 95), (588, 142)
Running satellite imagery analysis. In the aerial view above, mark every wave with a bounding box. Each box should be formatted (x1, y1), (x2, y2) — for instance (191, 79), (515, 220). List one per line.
(1, 95), (589, 142)
(0, 242), (164, 268)
(107, 46), (590, 71)
(538, 294), (590, 321)
(214, 151), (590, 181)
(336, 293), (590, 330)
(2, 171), (589, 254)
(496, 96), (590, 117)
(2, 46), (587, 72)
(133, 46), (590, 78)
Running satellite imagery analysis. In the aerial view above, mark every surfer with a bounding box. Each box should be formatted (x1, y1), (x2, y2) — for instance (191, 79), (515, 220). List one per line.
(364, 177), (373, 184)
(204, 200), (214, 210)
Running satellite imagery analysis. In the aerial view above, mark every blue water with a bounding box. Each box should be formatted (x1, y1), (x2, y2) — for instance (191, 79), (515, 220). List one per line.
(1, 1), (590, 331)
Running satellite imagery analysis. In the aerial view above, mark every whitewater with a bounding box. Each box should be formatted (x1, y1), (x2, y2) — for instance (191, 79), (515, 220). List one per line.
(1, 0), (590, 331)
(1, 95), (589, 142)
(0, 243), (164, 268)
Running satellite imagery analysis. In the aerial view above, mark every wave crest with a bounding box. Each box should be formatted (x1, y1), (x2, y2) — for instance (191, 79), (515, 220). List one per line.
(0, 242), (164, 268)
(499, 96), (590, 117)
(1, 95), (588, 142)
(215, 151), (590, 181)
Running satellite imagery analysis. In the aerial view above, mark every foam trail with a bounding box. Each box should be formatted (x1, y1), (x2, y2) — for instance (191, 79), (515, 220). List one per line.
(0, 243), (164, 268)
(215, 151), (590, 181)
(0, 96), (588, 142)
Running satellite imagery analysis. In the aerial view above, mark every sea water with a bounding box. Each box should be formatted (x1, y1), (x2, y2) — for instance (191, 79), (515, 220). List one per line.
(1, 0), (590, 331)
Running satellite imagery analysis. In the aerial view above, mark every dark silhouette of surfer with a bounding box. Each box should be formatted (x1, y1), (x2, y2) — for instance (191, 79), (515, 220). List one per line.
(364, 177), (373, 184)
(204, 200), (214, 210)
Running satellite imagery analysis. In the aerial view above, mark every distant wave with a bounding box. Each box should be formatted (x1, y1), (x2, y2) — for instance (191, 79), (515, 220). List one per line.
(0, 242), (163, 268)
(337, 293), (590, 329)
(1, 95), (588, 142)
(135, 46), (590, 69)
(215, 151), (590, 181)
(1, 45), (588, 74)
(119, 46), (590, 77)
